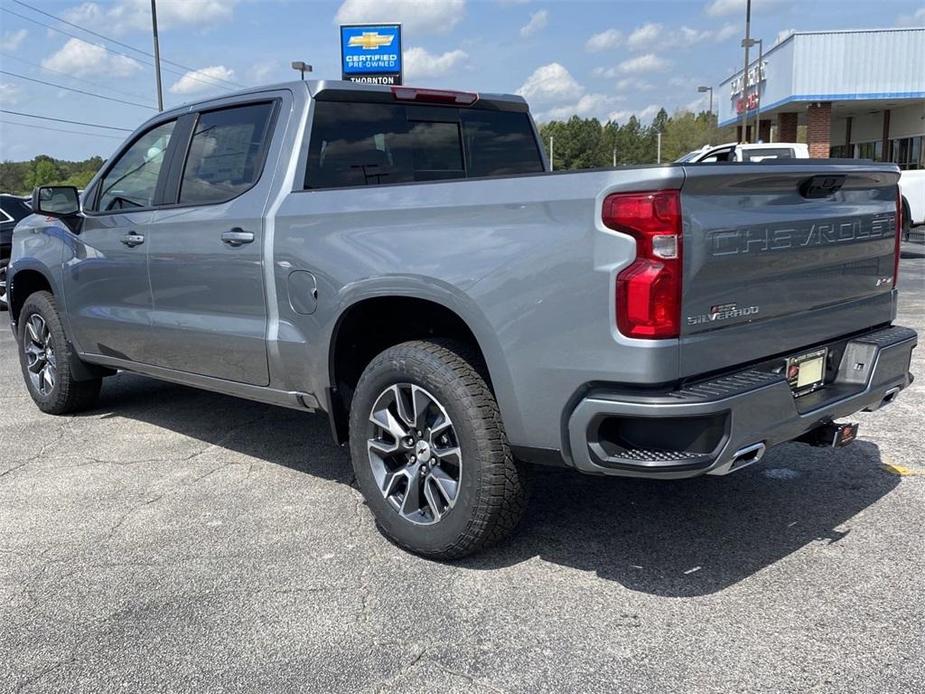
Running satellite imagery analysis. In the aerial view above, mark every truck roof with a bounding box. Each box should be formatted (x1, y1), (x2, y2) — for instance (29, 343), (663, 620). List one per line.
(165, 79), (530, 117)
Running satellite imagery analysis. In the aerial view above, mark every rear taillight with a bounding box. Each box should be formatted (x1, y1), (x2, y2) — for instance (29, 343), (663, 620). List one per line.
(894, 190), (902, 288)
(603, 190), (682, 339)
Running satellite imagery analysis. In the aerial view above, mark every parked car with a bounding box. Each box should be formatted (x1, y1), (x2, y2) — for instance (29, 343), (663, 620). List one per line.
(676, 142), (809, 163)
(8, 81), (916, 558)
(1, 193), (32, 310)
(898, 169), (924, 239)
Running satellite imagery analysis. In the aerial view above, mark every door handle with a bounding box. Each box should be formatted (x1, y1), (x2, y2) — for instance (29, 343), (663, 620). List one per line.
(120, 232), (144, 247)
(222, 228), (255, 246)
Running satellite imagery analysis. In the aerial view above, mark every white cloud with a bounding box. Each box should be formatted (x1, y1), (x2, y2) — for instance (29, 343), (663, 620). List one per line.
(615, 77), (655, 91)
(247, 60), (281, 85)
(515, 63), (584, 103)
(63, 0), (237, 33)
(606, 105), (661, 125)
(585, 28), (623, 52)
(628, 22), (737, 51)
(705, 0), (789, 17)
(677, 23), (739, 45)
(541, 93), (626, 121)
(618, 53), (671, 75)
(169, 65), (236, 95)
(404, 47), (469, 79)
(627, 23), (662, 50)
(335, 0), (465, 34)
(520, 10), (548, 37)
(0, 29), (28, 52)
(42, 38), (142, 78)
(0, 82), (22, 107)
(897, 7), (925, 26)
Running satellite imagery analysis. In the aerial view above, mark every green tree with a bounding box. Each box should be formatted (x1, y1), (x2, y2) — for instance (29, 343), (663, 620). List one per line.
(24, 156), (61, 191)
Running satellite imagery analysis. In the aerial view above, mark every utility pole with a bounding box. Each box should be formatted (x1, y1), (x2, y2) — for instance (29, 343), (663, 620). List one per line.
(753, 38), (763, 141)
(549, 135), (554, 171)
(657, 132), (662, 164)
(150, 0), (163, 111)
(612, 147), (617, 167)
(739, 0), (752, 143)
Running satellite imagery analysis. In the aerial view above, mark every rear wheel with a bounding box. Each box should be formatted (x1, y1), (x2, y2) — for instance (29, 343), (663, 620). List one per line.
(18, 291), (101, 415)
(349, 340), (527, 559)
(902, 198), (912, 241)
(0, 263), (8, 311)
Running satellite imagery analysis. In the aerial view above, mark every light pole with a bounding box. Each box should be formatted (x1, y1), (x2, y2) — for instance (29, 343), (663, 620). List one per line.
(739, 0), (752, 143)
(291, 61), (313, 80)
(697, 85), (713, 118)
(150, 0), (163, 111)
(753, 39), (763, 141)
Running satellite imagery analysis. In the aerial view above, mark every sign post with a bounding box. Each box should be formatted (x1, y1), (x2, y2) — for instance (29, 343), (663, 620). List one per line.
(340, 24), (403, 85)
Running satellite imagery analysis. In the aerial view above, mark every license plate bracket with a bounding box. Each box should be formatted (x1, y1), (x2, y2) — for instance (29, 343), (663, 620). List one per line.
(787, 348), (827, 397)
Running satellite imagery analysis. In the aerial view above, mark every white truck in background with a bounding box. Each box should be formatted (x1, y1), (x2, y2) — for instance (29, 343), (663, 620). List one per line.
(679, 142), (923, 236)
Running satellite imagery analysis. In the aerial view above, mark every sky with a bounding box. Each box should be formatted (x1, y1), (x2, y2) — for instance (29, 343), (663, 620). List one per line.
(0, 0), (923, 161)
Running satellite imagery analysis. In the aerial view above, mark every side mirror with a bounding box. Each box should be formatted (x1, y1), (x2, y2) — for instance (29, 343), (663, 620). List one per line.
(31, 186), (80, 217)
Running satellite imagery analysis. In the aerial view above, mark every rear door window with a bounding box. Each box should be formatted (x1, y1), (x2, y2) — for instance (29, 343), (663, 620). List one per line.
(178, 102), (275, 205)
(460, 110), (544, 177)
(304, 101), (543, 189)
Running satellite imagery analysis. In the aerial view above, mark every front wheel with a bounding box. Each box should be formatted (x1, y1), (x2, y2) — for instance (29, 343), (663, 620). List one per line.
(17, 291), (101, 414)
(349, 340), (527, 559)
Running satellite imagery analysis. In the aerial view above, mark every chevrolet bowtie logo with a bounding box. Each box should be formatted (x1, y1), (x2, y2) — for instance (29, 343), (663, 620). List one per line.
(348, 32), (395, 50)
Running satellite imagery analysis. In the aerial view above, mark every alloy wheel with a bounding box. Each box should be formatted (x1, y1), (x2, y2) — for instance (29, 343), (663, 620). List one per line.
(367, 383), (462, 525)
(23, 313), (56, 396)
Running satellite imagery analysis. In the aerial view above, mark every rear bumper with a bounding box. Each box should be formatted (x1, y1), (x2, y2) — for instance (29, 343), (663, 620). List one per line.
(566, 325), (917, 479)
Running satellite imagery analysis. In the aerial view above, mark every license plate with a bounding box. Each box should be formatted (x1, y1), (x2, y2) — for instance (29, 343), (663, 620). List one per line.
(787, 348), (827, 396)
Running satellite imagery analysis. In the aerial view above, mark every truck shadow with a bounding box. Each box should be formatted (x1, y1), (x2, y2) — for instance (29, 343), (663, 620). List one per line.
(92, 373), (900, 599)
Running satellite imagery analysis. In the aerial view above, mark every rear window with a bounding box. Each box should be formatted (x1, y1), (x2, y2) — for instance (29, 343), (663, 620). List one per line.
(742, 148), (795, 162)
(304, 101), (543, 190)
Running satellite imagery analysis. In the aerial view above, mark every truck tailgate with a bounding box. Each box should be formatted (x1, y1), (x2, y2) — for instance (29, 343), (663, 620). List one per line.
(679, 162), (900, 377)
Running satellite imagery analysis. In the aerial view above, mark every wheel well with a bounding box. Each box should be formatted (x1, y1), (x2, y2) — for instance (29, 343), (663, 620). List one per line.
(328, 297), (489, 443)
(10, 269), (52, 323)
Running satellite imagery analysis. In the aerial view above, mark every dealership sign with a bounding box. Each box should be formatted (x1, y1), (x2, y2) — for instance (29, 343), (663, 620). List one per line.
(340, 24), (403, 85)
(730, 61), (766, 96)
(735, 92), (760, 114)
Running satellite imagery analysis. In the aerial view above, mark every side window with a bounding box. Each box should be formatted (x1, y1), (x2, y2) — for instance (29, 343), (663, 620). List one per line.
(178, 102), (275, 205)
(742, 148), (795, 162)
(700, 147), (734, 163)
(460, 110), (544, 177)
(305, 102), (469, 189)
(96, 120), (176, 212)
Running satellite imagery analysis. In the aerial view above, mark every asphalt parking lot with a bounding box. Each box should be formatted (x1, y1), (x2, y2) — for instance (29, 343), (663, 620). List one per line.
(1, 245), (923, 694)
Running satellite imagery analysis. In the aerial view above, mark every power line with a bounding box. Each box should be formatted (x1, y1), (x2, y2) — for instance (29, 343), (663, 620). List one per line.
(0, 7), (238, 93)
(0, 119), (124, 140)
(0, 70), (156, 110)
(0, 51), (153, 102)
(0, 110), (133, 132)
(8, 0), (245, 89)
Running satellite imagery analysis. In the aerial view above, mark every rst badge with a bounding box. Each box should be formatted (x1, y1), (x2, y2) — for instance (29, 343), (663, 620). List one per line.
(687, 302), (759, 326)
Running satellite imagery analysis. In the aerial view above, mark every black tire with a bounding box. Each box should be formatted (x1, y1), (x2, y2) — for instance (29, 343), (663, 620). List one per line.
(17, 291), (101, 415)
(349, 339), (527, 559)
(902, 198), (912, 241)
(0, 263), (8, 311)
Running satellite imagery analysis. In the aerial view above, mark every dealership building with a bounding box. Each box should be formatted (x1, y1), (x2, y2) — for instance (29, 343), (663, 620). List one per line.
(717, 27), (925, 167)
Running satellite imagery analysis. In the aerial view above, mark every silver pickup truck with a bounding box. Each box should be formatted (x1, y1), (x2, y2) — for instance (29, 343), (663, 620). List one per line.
(9, 80), (916, 558)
